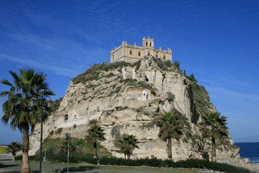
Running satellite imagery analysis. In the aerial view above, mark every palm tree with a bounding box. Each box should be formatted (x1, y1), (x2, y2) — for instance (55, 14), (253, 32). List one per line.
(118, 134), (139, 159)
(1, 69), (55, 173)
(6, 141), (22, 162)
(85, 125), (106, 159)
(155, 108), (191, 160)
(59, 139), (77, 156)
(199, 112), (229, 162)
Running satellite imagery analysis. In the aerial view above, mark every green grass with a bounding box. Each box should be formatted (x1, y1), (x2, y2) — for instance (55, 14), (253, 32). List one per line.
(0, 147), (7, 154)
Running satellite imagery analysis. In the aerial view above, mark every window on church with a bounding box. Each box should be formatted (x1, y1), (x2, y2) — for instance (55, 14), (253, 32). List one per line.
(163, 56), (166, 59)
(148, 52), (150, 56)
(138, 52), (141, 56)
(150, 43), (152, 46)
(146, 42), (148, 46)
(156, 54), (158, 58)
(130, 51), (132, 55)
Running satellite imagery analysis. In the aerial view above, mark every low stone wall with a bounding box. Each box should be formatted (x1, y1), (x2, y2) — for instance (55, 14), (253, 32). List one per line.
(0, 154), (12, 161)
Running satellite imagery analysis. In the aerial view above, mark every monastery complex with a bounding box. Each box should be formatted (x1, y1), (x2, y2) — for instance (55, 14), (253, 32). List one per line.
(110, 36), (172, 63)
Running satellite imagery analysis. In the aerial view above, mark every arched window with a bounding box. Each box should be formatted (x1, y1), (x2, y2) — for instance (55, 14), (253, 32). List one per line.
(163, 56), (166, 60)
(146, 42), (148, 46)
(156, 55), (158, 58)
(138, 52), (141, 56)
(130, 50), (132, 55)
(148, 52), (150, 56)
(150, 43), (152, 46)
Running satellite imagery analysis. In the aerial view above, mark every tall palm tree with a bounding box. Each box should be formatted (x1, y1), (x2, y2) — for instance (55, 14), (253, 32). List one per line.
(155, 108), (191, 160)
(6, 141), (22, 162)
(1, 69), (55, 173)
(85, 125), (106, 159)
(198, 112), (229, 162)
(118, 134), (139, 160)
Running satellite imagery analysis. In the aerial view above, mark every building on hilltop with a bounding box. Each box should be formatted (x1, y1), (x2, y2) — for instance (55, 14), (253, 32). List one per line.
(110, 36), (172, 63)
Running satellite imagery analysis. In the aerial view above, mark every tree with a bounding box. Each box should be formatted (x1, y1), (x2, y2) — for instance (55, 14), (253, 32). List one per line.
(198, 112), (229, 162)
(6, 141), (22, 162)
(118, 134), (139, 159)
(85, 125), (106, 159)
(1, 69), (55, 173)
(59, 139), (77, 156)
(154, 109), (191, 160)
(173, 60), (180, 69)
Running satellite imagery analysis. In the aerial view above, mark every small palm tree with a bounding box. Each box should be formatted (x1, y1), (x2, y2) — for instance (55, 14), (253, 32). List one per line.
(199, 112), (229, 162)
(155, 108), (191, 160)
(118, 134), (139, 159)
(85, 125), (106, 158)
(1, 69), (55, 173)
(59, 139), (77, 156)
(6, 141), (22, 162)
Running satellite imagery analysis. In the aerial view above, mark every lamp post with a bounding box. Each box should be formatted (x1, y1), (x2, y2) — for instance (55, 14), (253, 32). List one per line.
(65, 133), (70, 173)
(30, 96), (53, 173)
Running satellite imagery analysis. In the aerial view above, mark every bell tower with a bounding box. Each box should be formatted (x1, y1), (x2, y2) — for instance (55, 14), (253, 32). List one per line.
(142, 36), (154, 48)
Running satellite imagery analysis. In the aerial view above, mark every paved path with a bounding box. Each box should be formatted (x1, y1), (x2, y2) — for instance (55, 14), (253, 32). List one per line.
(0, 161), (210, 173)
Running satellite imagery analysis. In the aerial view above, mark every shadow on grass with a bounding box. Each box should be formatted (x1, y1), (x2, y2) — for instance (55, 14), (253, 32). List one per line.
(0, 163), (19, 168)
(54, 166), (98, 173)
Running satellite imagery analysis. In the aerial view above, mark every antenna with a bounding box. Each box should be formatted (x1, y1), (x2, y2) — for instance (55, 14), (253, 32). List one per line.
(88, 63), (92, 69)
(81, 66), (85, 71)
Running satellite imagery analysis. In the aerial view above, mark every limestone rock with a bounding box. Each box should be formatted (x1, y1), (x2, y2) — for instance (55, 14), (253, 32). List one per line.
(28, 56), (253, 171)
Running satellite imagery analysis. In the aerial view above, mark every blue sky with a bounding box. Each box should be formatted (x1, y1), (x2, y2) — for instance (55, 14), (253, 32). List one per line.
(0, 0), (258, 144)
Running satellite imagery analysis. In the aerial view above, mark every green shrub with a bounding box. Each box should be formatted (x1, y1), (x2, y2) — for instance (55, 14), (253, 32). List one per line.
(55, 128), (63, 135)
(98, 157), (252, 172)
(49, 130), (54, 136)
(151, 89), (156, 96)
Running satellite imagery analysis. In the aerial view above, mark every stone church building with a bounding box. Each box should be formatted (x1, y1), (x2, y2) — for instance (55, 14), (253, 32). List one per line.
(110, 36), (172, 63)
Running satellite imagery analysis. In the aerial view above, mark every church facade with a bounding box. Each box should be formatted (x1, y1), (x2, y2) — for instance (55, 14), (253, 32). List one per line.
(110, 37), (172, 63)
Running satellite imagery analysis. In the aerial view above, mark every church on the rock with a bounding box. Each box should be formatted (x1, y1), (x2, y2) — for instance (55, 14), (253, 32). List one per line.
(110, 36), (172, 63)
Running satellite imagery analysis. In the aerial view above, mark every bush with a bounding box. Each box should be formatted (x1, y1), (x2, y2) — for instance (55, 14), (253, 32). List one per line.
(72, 61), (132, 84)
(55, 128), (63, 135)
(49, 130), (54, 136)
(98, 157), (252, 172)
(151, 89), (156, 96)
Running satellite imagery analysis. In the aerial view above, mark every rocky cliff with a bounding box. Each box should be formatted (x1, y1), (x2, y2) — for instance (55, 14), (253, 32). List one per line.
(28, 56), (253, 169)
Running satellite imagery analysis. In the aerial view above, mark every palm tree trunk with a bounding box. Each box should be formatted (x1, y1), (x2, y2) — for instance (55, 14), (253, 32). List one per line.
(211, 137), (216, 162)
(21, 124), (31, 173)
(127, 152), (130, 160)
(12, 154), (16, 162)
(93, 142), (97, 159)
(168, 138), (172, 160)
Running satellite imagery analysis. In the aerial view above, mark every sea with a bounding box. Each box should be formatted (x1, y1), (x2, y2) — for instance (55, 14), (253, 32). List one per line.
(235, 142), (259, 164)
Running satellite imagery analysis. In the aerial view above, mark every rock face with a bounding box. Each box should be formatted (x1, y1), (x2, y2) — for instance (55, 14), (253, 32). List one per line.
(29, 56), (254, 170)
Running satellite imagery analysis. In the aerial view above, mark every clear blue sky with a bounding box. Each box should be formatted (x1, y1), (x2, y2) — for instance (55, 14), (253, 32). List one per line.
(0, 0), (258, 144)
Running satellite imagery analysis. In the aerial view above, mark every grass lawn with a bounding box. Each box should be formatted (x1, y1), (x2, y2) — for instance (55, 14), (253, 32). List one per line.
(0, 161), (206, 173)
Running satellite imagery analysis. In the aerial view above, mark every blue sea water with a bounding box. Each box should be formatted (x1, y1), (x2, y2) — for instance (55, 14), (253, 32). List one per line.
(235, 142), (259, 163)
